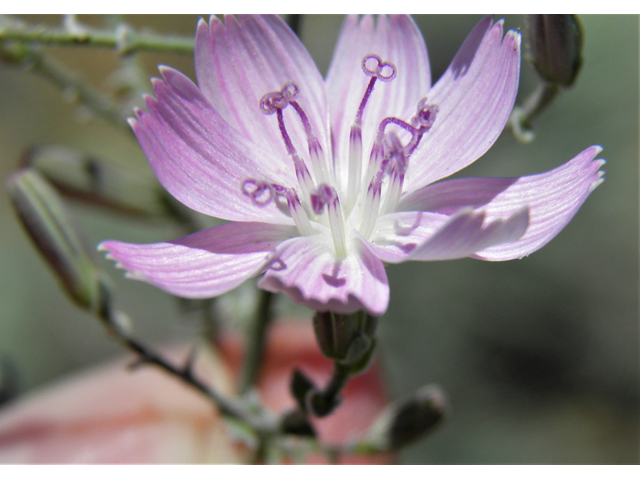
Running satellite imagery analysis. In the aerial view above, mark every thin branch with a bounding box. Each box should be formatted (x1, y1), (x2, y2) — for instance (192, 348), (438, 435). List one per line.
(510, 82), (561, 143)
(0, 16), (194, 56)
(0, 42), (132, 135)
(94, 282), (278, 434)
(239, 290), (275, 394)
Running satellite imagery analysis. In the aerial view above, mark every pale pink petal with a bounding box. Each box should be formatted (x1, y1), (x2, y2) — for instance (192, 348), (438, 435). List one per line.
(258, 236), (389, 316)
(404, 17), (521, 192)
(99, 222), (297, 299)
(363, 211), (452, 263)
(364, 208), (528, 263)
(131, 66), (296, 222)
(326, 15), (431, 191)
(195, 15), (330, 167)
(399, 146), (605, 261)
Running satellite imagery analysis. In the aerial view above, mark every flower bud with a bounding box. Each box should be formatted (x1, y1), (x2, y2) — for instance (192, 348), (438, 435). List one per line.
(279, 409), (316, 438)
(290, 368), (317, 414)
(525, 14), (584, 88)
(6, 169), (108, 311)
(365, 385), (448, 451)
(312, 311), (378, 370)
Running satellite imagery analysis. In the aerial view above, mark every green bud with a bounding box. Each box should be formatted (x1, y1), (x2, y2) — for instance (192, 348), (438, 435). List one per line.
(312, 311), (378, 368)
(279, 409), (316, 438)
(290, 368), (317, 414)
(365, 385), (448, 451)
(525, 14), (584, 88)
(308, 388), (343, 418)
(21, 145), (170, 218)
(6, 169), (107, 311)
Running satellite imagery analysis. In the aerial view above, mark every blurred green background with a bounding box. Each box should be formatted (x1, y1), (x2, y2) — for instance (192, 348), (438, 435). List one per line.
(0, 15), (637, 464)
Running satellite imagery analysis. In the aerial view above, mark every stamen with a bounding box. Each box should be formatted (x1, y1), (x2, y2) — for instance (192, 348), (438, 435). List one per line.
(275, 108), (297, 157)
(364, 101), (438, 188)
(241, 179), (275, 206)
(260, 83), (317, 203)
(381, 169), (404, 216)
(378, 116), (417, 136)
(345, 125), (363, 212)
(355, 55), (397, 127)
(290, 100), (330, 185)
(259, 81), (298, 114)
(347, 55), (397, 212)
(310, 183), (337, 215)
(360, 177), (382, 239)
(378, 133), (406, 215)
(327, 191), (347, 257)
(384, 132), (407, 175)
(363, 132), (386, 190)
(286, 189), (314, 236)
(292, 154), (315, 206)
(406, 99), (439, 156)
(412, 99), (439, 130)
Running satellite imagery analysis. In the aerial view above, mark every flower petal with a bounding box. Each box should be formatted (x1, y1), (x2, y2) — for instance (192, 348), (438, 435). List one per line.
(365, 211), (452, 263)
(195, 15), (330, 167)
(404, 17), (521, 192)
(326, 15), (431, 192)
(131, 67), (296, 222)
(258, 236), (389, 316)
(400, 146), (605, 261)
(99, 222), (297, 299)
(364, 208), (528, 263)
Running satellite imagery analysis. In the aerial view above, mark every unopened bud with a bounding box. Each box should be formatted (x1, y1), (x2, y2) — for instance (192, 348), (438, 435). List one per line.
(312, 311), (378, 371)
(366, 385), (448, 451)
(279, 409), (316, 438)
(525, 14), (584, 88)
(6, 169), (107, 311)
(290, 368), (317, 414)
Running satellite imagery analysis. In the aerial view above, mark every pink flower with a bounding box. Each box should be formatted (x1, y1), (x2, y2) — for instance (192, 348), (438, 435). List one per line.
(100, 15), (604, 316)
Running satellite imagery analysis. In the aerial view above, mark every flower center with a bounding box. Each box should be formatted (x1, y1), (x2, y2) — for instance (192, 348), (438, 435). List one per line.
(241, 55), (439, 257)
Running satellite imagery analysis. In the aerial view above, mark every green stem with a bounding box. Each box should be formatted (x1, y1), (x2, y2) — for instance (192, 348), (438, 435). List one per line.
(0, 42), (132, 135)
(510, 82), (561, 143)
(95, 284), (279, 435)
(0, 16), (194, 55)
(239, 290), (275, 394)
(323, 361), (352, 400)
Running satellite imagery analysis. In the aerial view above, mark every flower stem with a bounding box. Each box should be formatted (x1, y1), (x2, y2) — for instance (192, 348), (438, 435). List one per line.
(287, 15), (303, 36)
(239, 290), (275, 395)
(509, 82), (561, 143)
(307, 361), (353, 417)
(0, 41), (132, 135)
(94, 280), (279, 433)
(0, 15), (194, 55)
